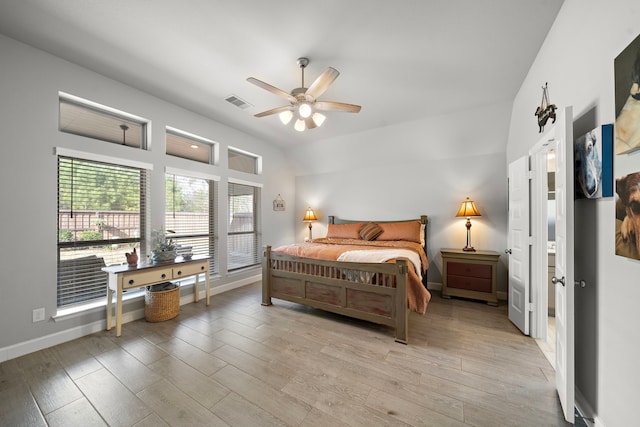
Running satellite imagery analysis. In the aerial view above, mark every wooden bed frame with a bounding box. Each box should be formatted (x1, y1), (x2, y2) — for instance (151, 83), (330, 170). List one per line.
(262, 215), (428, 344)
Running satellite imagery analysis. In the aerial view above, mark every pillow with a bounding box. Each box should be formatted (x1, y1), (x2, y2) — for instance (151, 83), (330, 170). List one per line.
(359, 222), (383, 241)
(376, 220), (422, 243)
(326, 223), (364, 239)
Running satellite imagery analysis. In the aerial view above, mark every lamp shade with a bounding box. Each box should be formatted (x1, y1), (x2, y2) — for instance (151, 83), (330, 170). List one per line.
(303, 207), (318, 222)
(279, 110), (293, 125)
(456, 197), (481, 218)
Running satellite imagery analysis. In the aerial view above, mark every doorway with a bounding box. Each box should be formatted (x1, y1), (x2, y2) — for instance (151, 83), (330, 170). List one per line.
(537, 149), (557, 367)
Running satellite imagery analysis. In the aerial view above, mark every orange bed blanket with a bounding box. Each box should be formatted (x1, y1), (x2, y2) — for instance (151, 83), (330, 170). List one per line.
(273, 238), (431, 314)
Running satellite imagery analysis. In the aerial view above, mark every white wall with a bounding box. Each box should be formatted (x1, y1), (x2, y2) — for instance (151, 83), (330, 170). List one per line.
(286, 101), (511, 289)
(0, 35), (295, 357)
(506, 1), (640, 425)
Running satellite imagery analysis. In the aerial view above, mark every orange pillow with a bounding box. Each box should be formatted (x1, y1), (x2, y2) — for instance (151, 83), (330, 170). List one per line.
(377, 221), (422, 243)
(326, 223), (364, 239)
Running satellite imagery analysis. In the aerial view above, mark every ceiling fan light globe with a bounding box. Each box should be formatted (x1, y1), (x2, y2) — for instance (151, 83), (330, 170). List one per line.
(298, 103), (312, 119)
(294, 119), (306, 132)
(279, 110), (293, 125)
(312, 112), (326, 127)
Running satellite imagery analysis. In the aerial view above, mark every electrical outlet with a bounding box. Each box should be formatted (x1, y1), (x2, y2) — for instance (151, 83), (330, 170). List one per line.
(32, 308), (45, 323)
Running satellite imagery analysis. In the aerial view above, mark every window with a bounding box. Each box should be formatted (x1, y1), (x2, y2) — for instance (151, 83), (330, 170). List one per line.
(228, 182), (261, 271)
(228, 147), (261, 174)
(166, 127), (216, 164)
(59, 93), (147, 149)
(165, 172), (217, 275)
(57, 156), (147, 308)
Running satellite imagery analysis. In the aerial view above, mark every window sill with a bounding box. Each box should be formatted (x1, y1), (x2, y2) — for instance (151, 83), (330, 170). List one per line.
(52, 288), (145, 322)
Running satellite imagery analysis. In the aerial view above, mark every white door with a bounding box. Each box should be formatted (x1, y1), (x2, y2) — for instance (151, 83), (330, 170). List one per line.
(507, 156), (530, 335)
(553, 106), (575, 423)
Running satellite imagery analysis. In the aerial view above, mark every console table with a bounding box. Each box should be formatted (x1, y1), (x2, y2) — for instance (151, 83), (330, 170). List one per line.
(102, 256), (210, 337)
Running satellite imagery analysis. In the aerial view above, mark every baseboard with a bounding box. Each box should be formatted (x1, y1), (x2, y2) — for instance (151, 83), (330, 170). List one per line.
(427, 281), (441, 291)
(497, 290), (507, 300)
(0, 274), (261, 363)
(576, 388), (604, 427)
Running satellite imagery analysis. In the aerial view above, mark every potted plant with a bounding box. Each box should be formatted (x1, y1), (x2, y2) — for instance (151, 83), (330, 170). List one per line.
(150, 227), (177, 263)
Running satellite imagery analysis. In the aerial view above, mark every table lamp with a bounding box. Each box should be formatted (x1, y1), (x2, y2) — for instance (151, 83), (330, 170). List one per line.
(456, 197), (481, 251)
(303, 207), (318, 241)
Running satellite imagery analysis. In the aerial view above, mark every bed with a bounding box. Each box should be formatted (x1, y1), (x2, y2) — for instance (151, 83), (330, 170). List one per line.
(261, 215), (430, 344)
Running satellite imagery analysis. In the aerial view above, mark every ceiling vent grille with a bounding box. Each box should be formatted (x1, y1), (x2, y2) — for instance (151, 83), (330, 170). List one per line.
(225, 94), (252, 110)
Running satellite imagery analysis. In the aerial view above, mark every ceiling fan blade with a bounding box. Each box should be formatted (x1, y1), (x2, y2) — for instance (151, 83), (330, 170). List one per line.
(254, 105), (292, 118)
(247, 77), (296, 103)
(305, 67), (340, 101)
(314, 101), (361, 113)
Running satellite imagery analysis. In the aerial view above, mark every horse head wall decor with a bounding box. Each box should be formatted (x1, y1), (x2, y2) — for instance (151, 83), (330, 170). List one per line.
(535, 82), (557, 133)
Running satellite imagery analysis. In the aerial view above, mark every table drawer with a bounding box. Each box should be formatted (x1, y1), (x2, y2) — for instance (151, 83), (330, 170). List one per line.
(447, 262), (491, 279)
(447, 274), (492, 293)
(122, 268), (172, 289)
(173, 262), (207, 279)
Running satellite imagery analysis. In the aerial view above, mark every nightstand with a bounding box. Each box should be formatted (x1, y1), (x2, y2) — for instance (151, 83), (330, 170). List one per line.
(440, 248), (500, 306)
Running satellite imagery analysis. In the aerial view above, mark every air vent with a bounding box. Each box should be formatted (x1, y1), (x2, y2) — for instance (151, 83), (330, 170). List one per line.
(225, 94), (252, 110)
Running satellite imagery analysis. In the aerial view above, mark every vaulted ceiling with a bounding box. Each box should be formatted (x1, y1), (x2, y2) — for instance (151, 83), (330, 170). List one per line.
(0, 0), (564, 147)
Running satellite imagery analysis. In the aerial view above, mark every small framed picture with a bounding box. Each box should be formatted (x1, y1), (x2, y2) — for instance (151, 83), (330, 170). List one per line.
(273, 194), (285, 211)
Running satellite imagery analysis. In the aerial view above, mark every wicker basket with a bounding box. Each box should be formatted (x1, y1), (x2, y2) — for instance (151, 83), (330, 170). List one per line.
(144, 284), (180, 322)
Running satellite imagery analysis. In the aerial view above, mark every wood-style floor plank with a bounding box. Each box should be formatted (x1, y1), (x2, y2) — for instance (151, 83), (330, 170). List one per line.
(44, 397), (108, 427)
(0, 282), (571, 426)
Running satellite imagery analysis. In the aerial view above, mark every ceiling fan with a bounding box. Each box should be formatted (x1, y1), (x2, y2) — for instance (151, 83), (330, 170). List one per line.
(247, 57), (361, 131)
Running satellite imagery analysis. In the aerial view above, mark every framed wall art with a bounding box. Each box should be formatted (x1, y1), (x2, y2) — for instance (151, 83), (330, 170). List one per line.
(574, 124), (613, 199)
(615, 33), (640, 260)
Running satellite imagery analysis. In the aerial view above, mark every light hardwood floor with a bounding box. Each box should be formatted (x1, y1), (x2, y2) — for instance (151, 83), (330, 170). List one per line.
(0, 283), (571, 426)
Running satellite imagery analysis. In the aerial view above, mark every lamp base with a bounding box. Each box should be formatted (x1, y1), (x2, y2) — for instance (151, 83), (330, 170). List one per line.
(462, 246), (476, 252)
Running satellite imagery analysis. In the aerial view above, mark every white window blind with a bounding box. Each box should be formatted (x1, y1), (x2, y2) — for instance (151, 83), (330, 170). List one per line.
(57, 156), (147, 307)
(165, 173), (217, 274)
(228, 182), (260, 271)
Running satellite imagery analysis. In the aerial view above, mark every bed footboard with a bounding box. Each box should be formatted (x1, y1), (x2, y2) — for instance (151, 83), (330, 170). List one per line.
(262, 246), (410, 344)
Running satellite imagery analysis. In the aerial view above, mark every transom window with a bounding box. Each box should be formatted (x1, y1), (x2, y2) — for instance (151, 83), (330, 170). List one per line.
(166, 127), (216, 164)
(59, 93), (147, 149)
(228, 147), (261, 174)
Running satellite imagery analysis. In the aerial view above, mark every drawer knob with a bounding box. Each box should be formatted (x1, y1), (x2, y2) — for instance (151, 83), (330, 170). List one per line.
(161, 273), (166, 279)
(177, 270), (182, 276)
(128, 279), (134, 285)
(200, 266), (204, 271)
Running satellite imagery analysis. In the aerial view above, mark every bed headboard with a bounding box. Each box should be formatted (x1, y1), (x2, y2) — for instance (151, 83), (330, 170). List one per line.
(328, 215), (429, 250)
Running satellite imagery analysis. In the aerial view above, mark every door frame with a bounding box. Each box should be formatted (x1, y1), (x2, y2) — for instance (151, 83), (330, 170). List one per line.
(529, 135), (556, 340)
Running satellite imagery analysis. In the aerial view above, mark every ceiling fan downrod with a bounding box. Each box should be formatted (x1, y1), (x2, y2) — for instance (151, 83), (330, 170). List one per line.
(297, 57), (309, 89)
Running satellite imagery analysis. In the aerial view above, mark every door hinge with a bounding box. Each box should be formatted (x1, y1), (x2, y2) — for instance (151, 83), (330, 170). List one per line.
(528, 170), (534, 179)
(528, 302), (535, 312)
(528, 236), (535, 245)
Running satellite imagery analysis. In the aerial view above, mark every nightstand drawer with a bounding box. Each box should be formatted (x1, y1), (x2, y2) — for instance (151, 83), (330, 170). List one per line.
(447, 274), (492, 293)
(447, 262), (491, 279)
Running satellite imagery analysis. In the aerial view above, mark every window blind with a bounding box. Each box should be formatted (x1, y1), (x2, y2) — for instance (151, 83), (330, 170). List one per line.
(227, 182), (260, 270)
(165, 173), (217, 275)
(57, 156), (146, 307)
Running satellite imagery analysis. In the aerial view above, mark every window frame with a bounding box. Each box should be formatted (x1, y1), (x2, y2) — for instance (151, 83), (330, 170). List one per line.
(227, 179), (262, 272)
(56, 148), (152, 309)
(165, 167), (220, 276)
